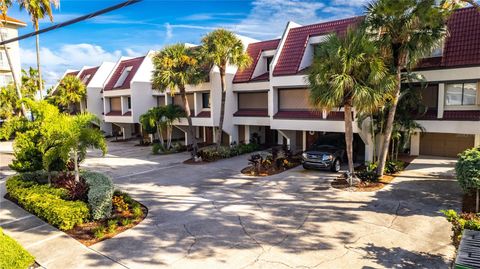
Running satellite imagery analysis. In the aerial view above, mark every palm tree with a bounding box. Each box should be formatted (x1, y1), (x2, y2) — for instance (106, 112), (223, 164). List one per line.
(199, 29), (252, 150)
(18, 0), (59, 98)
(55, 74), (86, 114)
(0, 0), (26, 116)
(152, 44), (205, 157)
(139, 108), (159, 143)
(365, 0), (450, 176)
(162, 104), (185, 149)
(308, 26), (393, 185)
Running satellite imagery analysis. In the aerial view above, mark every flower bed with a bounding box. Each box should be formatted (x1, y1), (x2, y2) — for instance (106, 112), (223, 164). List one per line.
(0, 227), (35, 269)
(241, 147), (302, 176)
(5, 171), (147, 246)
(187, 143), (260, 163)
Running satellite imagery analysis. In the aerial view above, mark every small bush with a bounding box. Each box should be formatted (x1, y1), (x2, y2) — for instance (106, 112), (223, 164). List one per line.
(120, 218), (133, 226)
(442, 209), (480, 247)
(0, 227), (35, 269)
(82, 172), (114, 220)
(132, 206), (143, 219)
(385, 160), (405, 174)
(199, 143), (260, 162)
(93, 226), (105, 239)
(152, 143), (165, 155)
(107, 219), (118, 233)
(6, 176), (89, 230)
(9, 129), (43, 172)
(456, 148), (480, 193)
(112, 195), (129, 213)
(19, 170), (50, 184)
(356, 162), (380, 182)
(52, 172), (89, 201)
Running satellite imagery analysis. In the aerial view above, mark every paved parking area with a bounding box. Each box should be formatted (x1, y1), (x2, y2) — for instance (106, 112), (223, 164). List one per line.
(1, 141), (462, 268)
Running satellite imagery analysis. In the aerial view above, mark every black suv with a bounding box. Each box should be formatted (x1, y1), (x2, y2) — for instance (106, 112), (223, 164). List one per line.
(302, 133), (345, 172)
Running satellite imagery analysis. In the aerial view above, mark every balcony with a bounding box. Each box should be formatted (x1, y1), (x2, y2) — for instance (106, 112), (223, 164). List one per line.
(234, 108), (268, 117)
(273, 110), (348, 120)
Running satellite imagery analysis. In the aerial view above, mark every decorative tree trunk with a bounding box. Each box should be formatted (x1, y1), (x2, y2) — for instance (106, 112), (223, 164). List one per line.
(215, 67), (227, 151)
(377, 67), (402, 176)
(179, 86), (198, 157)
(0, 19), (27, 116)
(35, 21), (43, 99)
(74, 150), (79, 182)
(156, 124), (164, 148)
(476, 188), (479, 213)
(344, 104), (355, 186)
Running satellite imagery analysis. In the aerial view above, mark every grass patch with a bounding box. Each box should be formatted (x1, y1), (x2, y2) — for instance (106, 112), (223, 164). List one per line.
(0, 227), (35, 269)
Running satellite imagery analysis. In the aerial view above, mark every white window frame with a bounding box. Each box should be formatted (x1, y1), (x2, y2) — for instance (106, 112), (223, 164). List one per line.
(114, 66), (132, 88)
(445, 81), (478, 107)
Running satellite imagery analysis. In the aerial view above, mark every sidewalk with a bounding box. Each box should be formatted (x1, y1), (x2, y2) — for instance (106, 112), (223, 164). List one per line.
(0, 197), (125, 268)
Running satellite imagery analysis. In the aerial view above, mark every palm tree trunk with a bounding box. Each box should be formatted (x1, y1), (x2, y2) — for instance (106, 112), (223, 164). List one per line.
(344, 104), (355, 186)
(167, 125), (172, 149)
(79, 100), (84, 113)
(371, 115), (376, 163)
(35, 22), (43, 99)
(0, 19), (26, 117)
(180, 86), (198, 157)
(377, 67), (401, 176)
(215, 67), (227, 150)
(157, 124), (164, 148)
(74, 150), (79, 182)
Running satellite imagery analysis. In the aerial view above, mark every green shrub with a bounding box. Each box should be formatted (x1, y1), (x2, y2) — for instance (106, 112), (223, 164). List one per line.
(0, 227), (35, 269)
(93, 226), (105, 239)
(120, 218), (133, 226)
(442, 209), (480, 247)
(456, 148), (480, 192)
(132, 206), (143, 219)
(6, 176), (89, 230)
(356, 162), (379, 182)
(107, 219), (117, 233)
(19, 170), (50, 184)
(385, 160), (406, 174)
(82, 171), (114, 220)
(9, 129), (43, 172)
(198, 143), (260, 162)
(152, 143), (165, 155)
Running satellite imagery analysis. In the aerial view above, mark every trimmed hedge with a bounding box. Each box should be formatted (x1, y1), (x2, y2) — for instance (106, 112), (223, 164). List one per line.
(6, 175), (90, 230)
(198, 143), (260, 162)
(82, 171), (114, 220)
(0, 227), (35, 269)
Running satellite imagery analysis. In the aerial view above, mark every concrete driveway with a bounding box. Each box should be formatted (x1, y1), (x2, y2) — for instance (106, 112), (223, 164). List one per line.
(82, 142), (461, 269)
(1, 140), (462, 268)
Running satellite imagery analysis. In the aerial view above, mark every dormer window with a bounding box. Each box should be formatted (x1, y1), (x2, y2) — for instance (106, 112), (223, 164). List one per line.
(266, 57), (273, 72)
(425, 40), (444, 58)
(114, 66), (132, 88)
(82, 74), (91, 84)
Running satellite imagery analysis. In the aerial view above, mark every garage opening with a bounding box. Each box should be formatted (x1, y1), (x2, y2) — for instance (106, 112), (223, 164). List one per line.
(420, 133), (474, 157)
(305, 132), (365, 162)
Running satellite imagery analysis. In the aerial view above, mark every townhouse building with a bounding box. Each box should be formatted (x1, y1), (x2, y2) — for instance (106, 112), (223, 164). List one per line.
(0, 16), (26, 88)
(64, 7), (480, 160)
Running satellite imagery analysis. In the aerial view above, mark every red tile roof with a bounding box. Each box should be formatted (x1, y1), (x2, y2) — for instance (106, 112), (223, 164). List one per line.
(78, 66), (99, 86)
(65, 71), (79, 77)
(273, 16), (362, 76)
(104, 56), (145, 91)
(418, 110), (480, 121)
(417, 7), (480, 69)
(233, 39), (280, 83)
(233, 109), (268, 117)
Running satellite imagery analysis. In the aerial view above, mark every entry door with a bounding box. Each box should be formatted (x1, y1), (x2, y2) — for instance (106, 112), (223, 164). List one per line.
(205, 127), (214, 144)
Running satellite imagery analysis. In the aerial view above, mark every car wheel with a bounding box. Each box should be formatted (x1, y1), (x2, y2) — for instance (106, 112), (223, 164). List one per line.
(330, 159), (341, 172)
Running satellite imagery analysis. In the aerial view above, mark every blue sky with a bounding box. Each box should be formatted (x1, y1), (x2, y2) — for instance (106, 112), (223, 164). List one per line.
(7, 0), (366, 87)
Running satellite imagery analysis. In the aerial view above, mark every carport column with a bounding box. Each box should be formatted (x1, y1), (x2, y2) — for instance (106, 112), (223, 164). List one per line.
(437, 83), (445, 119)
(475, 134), (480, 147)
(245, 125), (251, 144)
(302, 131), (307, 151)
(410, 132), (420, 156)
(277, 130), (290, 149)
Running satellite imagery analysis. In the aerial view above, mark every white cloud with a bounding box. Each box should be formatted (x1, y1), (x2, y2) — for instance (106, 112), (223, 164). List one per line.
(20, 43), (132, 88)
(165, 23), (173, 41)
(332, 0), (369, 7)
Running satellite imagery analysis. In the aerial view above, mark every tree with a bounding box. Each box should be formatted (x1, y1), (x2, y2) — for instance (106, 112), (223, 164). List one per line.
(140, 107), (167, 148)
(0, 68), (39, 119)
(151, 44), (206, 157)
(366, 0), (450, 176)
(0, 1), (26, 116)
(199, 29), (252, 150)
(308, 26), (393, 185)
(162, 104), (185, 149)
(456, 148), (480, 212)
(18, 0), (59, 98)
(55, 74), (87, 114)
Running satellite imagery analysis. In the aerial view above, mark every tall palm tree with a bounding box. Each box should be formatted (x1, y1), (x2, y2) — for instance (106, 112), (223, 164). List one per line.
(199, 29), (251, 150)
(18, 0), (59, 99)
(308, 26), (393, 185)
(163, 104), (185, 149)
(366, 0), (450, 176)
(55, 74), (86, 114)
(152, 44), (205, 157)
(0, 0), (26, 116)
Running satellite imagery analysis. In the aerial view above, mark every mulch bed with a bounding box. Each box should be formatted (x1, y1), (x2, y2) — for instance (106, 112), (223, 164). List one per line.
(65, 203), (148, 246)
(240, 162), (301, 176)
(331, 175), (395, 192)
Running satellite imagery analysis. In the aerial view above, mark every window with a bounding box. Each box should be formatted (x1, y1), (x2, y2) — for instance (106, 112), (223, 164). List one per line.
(0, 74), (12, 87)
(127, 97), (131, 110)
(0, 29), (8, 41)
(114, 66), (132, 88)
(266, 57), (273, 72)
(82, 74), (91, 84)
(202, 92), (210, 108)
(445, 82), (477, 106)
